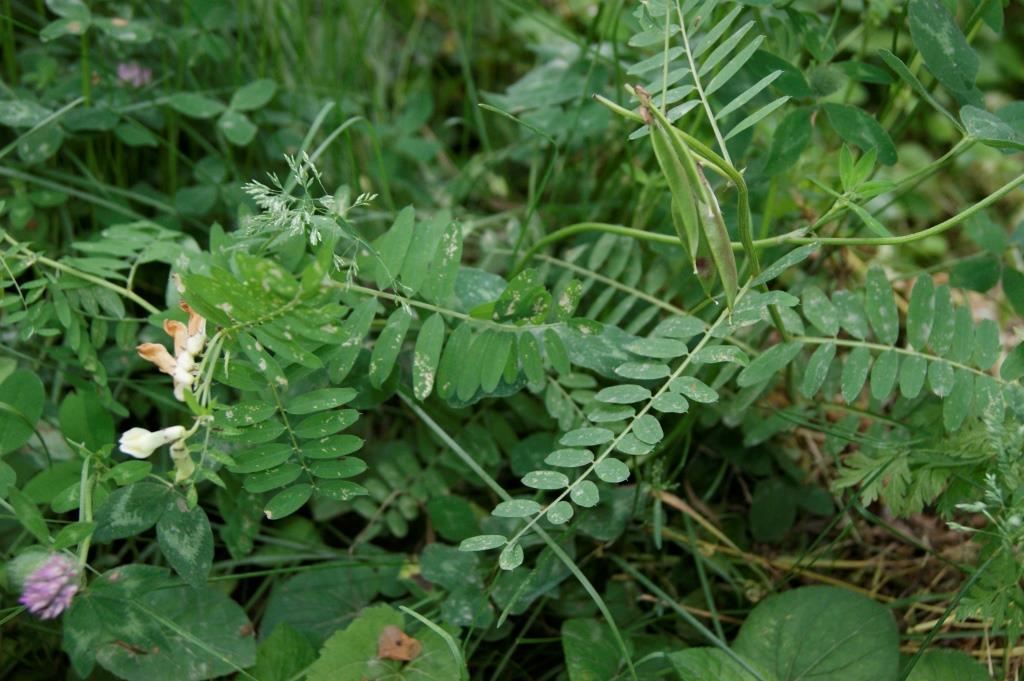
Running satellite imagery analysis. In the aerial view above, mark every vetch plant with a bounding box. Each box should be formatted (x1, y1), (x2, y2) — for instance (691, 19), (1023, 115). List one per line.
(1, 0), (1024, 680)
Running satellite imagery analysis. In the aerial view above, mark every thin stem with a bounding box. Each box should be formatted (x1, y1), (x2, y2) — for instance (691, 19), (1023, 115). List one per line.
(674, 1), (731, 165)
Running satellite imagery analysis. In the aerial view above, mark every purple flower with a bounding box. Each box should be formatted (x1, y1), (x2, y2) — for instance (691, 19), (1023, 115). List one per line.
(117, 62), (152, 88)
(18, 554), (80, 619)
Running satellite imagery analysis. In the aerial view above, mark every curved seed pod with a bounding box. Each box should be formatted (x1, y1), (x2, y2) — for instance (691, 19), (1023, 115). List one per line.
(636, 86), (738, 310)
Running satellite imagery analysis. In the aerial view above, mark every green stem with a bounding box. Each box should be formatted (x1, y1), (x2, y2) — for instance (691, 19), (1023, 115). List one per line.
(513, 222), (805, 274)
(788, 171), (1024, 246)
(80, 30), (90, 104)
(76, 455), (92, 569)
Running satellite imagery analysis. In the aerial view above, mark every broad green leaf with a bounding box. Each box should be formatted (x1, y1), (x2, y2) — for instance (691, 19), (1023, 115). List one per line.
(906, 274), (935, 350)
(285, 388), (357, 415)
(948, 306), (974, 363)
(801, 286), (839, 336)
(616, 434), (653, 456)
(436, 323), (472, 400)
(63, 568), (256, 681)
(670, 376), (718, 403)
(108, 461), (152, 486)
(832, 290), (869, 340)
(544, 328), (572, 374)
(588, 405), (635, 423)
(801, 342), (836, 398)
(168, 92), (225, 118)
(545, 448), (594, 467)
(546, 501), (574, 525)
(316, 480), (368, 501)
(1002, 268), (1024, 318)
(632, 414), (663, 444)
(480, 332), (514, 392)
(58, 390), (114, 451)
(571, 480), (600, 507)
(456, 331), (487, 401)
(961, 105), (1024, 150)
(374, 206), (415, 289)
(822, 103), (897, 165)
(973, 319), (1001, 370)
(615, 361), (671, 380)
(492, 499), (542, 518)
(499, 542), (524, 570)
(562, 619), (630, 681)
(459, 534), (507, 551)
(248, 622), (317, 681)
(218, 110), (257, 146)
(626, 337), (689, 358)
(690, 345), (749, 366)
(752, 243), (819, 287)
(261, 562), (398, 646)
(369, 308), (412, 388)
(943, 370), (973, 431)
(669, 648), (765, 681)
(560, 427), (613, 447)
(899, 355), (928, 398)
(230, 79), (278, 111)
(653, 315), (706, 339)
(412, 313), (445, 399)
(243, 464), (303, 493)
(0, 369), (45, 454)
(400, 211), (450, 294)
(264, 484), (312, 520)
(93, 482), (173, 542)
(7, 488), (49, 543)
(929, 285), (955, 355)
(294, 409), (359, 439)
(841, 346), (873, 403)
(522, 470), (569, 490)
(594, 458), (629, 483)
(764, 107), (813, 174)
(53, 521), (95, 551)
(301, 434), (364, 459)
(908, 0), (981, 104)
(229, 443), (293, 474)
(652, 392), (689, 413)
(870, 350), (899, 400)
(308, 458), (366, 479)
(306, 605), (462, 681)
(865, 267), (898, 344)
(905, 649), (991, 681)
(519, 332), (545, 385)
(928, 361), (955, 397)
(156, 497), (213, 587)
(421, 219), (463, 304)
(329, 299), (377, 383)
(733, 586), (899, 681)
(595, 384), (651, 404)
(737, 342), (801, 387)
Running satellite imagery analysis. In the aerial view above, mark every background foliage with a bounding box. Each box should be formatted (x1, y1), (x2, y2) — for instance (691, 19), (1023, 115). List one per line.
(2, 0), (1024, 679)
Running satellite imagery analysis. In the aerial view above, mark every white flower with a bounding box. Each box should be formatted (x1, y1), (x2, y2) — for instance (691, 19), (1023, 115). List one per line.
(118, 426), (186, 459)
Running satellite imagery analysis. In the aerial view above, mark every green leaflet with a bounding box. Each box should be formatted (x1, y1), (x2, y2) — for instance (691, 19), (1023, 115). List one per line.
(865, 267), (898, 345)
(801, 342), (836, 398)
(737, 342), (801, 387)
(841, 346), (872, 403)
(368, 307), (412, 388)
(412, 313), (445, 400)
(906, 274), (935, 350)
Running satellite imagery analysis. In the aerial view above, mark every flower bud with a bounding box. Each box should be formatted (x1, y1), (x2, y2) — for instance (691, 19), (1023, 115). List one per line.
(18, 553), (80, 619)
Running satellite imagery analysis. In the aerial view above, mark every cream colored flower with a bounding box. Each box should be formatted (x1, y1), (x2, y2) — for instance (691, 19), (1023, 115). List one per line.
(118, 426), (186, 459)
(137, 343), (176, 375)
